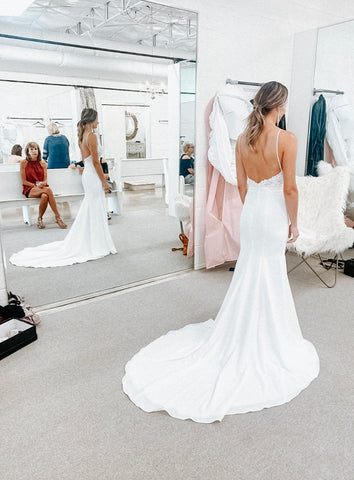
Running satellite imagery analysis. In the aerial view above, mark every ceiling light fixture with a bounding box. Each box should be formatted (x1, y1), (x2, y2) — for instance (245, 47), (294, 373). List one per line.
(145, 81), (166, 100)
(0, 0), (34, 17)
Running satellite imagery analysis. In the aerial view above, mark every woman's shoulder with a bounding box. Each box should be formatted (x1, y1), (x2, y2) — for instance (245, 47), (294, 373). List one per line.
(278, 128), (297, 143)
(86, 131), (97, 144)
(40, 160), (47, 168)
(237, 133), (246, 144)
(278, 129), (297, 160)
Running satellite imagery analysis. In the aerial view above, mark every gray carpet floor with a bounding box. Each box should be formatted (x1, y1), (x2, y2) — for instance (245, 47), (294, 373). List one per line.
(0, 254), (353, 480)
(0, 195), (192, 307)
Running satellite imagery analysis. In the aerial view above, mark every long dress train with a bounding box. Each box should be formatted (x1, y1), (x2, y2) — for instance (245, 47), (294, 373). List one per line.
(122, 169), (319, 423)
(10, 156), (117, 268)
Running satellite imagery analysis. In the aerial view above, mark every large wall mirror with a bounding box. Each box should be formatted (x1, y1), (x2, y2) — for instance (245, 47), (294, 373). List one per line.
(0, 0), (197, 308)
(310, 19), (354, 220)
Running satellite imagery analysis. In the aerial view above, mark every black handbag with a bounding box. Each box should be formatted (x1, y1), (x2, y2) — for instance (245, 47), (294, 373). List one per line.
(343, 258), (354, 277)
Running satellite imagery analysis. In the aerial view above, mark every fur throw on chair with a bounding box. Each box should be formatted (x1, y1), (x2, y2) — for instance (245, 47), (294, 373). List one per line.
(317, 160), (354, 219)
(317, 160), (333, 177)
(288, 166), (354, 256)
(174, 194), (192, 222)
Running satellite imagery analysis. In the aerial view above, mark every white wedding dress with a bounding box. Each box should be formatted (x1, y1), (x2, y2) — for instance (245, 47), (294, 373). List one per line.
(122, 134), (319, 423)
(10, 156), (117, 268)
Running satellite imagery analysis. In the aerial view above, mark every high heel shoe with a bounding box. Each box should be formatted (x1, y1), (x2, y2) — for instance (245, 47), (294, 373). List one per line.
(37, 217), (45, 229)
(56, 217), (67, 229)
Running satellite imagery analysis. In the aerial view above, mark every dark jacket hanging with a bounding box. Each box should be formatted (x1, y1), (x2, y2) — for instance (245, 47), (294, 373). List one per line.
(306, 94), (326, 176)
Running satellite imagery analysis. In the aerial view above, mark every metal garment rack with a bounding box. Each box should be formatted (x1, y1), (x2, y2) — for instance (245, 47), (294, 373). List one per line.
(313, 88), (344, 95)
(226, 79), (263, 87)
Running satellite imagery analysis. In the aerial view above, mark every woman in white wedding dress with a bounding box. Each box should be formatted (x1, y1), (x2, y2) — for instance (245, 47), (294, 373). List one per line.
(122, 82), (319, 423)
(10, 108), (117, 268)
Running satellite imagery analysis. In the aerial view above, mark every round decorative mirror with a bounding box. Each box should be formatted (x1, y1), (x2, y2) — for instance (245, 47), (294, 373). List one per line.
(125, 113), (138, 140)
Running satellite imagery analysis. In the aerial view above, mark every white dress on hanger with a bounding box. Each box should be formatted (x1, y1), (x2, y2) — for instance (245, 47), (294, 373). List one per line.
(326, 95), (354, 170)
(208, 84), (253, 185)
(10, 156), (117, 268)
(122, 131), (319, 423)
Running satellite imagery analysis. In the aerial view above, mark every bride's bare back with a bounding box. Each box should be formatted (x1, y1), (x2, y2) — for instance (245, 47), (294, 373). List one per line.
(236, 124), (299, 243)
(79, 130), (97, 160)
(237, 126), (297, 190)
(238, 127), (282, 183)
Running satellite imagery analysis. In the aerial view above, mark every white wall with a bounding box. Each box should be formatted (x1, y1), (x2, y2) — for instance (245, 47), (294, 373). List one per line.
(94, 89), (169, 160)
(315, 20), (354, 106)
(0, 80), (169, 164)
(0, 82), (74, 161)
(287, 29), (318, 176)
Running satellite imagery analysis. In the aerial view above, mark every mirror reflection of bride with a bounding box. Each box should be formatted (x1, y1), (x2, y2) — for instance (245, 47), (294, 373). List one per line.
(10, 108), (117, 268)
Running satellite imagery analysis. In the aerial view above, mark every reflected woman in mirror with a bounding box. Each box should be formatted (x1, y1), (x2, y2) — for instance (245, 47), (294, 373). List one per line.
(21, 142), (67, 229)
(10, 109), (116, 268)
(179, 142), (195, 184)
(7, 144), (25, 164)
(43, 122), (70, 169)
(123, 82), (319, 423)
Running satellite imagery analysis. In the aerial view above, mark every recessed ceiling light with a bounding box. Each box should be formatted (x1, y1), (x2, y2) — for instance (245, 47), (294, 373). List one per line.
(0, 0), (34, 17)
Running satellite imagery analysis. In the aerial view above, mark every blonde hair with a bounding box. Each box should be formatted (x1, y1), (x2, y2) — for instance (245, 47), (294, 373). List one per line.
(77, 108), (97, 143)
(183, 142), (194, 154)
(244, 81), (288, 149)
(47, 122), (60, 135)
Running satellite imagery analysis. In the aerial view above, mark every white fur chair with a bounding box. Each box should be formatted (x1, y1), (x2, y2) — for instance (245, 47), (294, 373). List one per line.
(179, 175), (186, 195)
(287, 166), (354, 287)
(174, 193), (192, 234)
(318, 160), (354, 221)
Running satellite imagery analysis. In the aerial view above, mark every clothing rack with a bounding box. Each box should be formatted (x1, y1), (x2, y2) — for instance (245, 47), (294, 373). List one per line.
(6, 116), (45, 127)
(7, 116), (44, 121)
(226, 79), (263, 87)
(313, 88), (344, 95)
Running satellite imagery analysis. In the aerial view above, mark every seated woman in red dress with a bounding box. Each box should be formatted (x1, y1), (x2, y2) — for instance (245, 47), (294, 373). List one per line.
(21, 142), (67, 229)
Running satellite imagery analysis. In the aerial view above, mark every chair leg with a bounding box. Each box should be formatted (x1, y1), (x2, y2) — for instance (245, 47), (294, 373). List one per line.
(22, 205), (31, 225)
(287, 253), (338, 288)
(172, 221), (185, 253)
(106, 195), (120, 215)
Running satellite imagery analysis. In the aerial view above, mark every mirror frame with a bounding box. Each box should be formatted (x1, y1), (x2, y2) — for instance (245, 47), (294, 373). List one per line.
(125, 113), (139, 140)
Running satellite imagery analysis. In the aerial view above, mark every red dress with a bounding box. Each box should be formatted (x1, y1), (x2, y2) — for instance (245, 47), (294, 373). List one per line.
(23, 161), (45, 196)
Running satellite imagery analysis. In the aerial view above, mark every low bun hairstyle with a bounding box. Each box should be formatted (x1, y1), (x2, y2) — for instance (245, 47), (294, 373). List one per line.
(244, 81), (288, 149)
(77, 108), (98, 143)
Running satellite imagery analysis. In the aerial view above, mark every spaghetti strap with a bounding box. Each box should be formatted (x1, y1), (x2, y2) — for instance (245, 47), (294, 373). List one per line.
(276, 129), (282, 171)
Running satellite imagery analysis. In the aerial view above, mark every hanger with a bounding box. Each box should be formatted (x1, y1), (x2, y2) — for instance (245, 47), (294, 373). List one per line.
(33, 120), (45, 127)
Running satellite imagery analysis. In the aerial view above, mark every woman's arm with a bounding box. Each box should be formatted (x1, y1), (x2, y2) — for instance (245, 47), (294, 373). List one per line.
(40, 161), (48, 184)
(20, 160), (35, 187)
(236, 137), (247, 203)
(42, 137), (49, 162)
(281, 131), (299, 243)
(87, 133), (110, 192)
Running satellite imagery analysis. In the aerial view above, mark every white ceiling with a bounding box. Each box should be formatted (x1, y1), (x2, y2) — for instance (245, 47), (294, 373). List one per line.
(1, 0), (197, 55)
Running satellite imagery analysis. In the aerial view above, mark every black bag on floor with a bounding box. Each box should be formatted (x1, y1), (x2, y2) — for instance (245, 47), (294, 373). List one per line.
(343, 258), (354, 277)
(0, 304), (25, 323)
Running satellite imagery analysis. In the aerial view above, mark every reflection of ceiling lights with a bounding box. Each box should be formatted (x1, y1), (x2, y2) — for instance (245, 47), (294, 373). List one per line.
(64, 1), (197, 51)
(145, 81), (166, 100)
(0, 0), (34, 16)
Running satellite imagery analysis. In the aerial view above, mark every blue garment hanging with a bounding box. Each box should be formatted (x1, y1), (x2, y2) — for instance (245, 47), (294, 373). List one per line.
(306, 95), (326, 176)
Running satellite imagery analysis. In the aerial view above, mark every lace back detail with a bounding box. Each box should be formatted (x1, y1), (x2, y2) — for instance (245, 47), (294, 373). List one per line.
(248, 171), (283, 189)
(248, 129), (283, 189)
